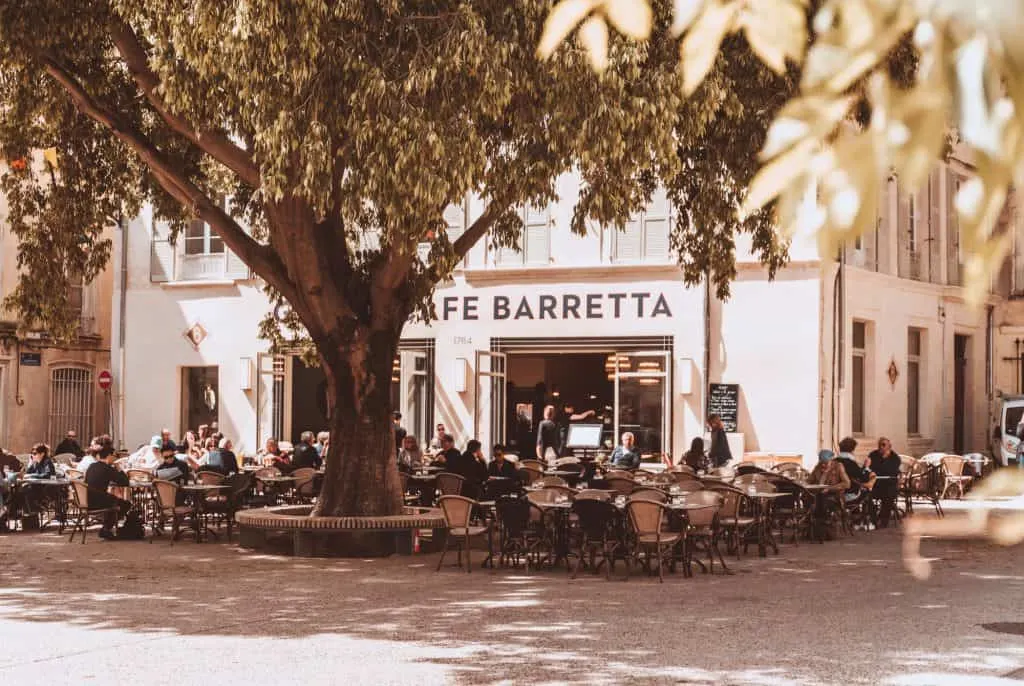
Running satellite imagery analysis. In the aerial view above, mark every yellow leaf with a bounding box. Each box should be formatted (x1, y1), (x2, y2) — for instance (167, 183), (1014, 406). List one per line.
(538, 0), (598, 60)
(743, 0), (807, 73)
(743, 14), (787, 74)
(42, 148), (58, 169)
(680, 0), (739, 96)
(578, 16), (610, 71)
(602, 0), (653, 40)
(760, 95), (853, 160)
(671, 0), (705, 37)
(741, 137), (816, 217)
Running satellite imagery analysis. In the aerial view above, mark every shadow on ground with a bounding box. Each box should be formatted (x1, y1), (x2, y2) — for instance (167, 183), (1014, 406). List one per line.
(0, 526), (1022, 685)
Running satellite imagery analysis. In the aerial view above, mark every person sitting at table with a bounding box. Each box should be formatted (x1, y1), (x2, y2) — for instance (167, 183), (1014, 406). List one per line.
(85, 446), (131, 540)
(608, 432), (641, 470)
(292, 432), (323, 470)
(867, 437), (901, 528)
(0, 450), (22, 529)
(488, 444), (518, 480)
(446, 439), (487, 499)
(155, 446), (191, 484)
(681, 437), (708, 472)
(54, 430), (85, 459)
(25, 444), (56, 479)
(398, 435), (424, 472)
(200, 438), (239, 476)
(433, 434), (461, 469)
(315, 431), (330, 458)
(126, 437), (162, 471)
(836, 437), (875, 499)
(428, 423), (448, 453)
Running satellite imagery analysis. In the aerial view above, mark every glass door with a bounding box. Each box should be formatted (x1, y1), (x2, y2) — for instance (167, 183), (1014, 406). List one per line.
(397, 350), (431, 447)
(613, 351), (670, 460)
(256, 353), (285, 451)
(475, 351), (507, 450)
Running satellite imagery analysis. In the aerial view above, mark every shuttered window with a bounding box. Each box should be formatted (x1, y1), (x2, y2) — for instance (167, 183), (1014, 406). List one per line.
(613, 188), (673, 263)
(495, 204), (551, 266)
(927, 168), (943, 284)
(48, 366), (94, 448)
(947, 168), (962, 286)
(150, 197), (250, 282)
(150, 220), (175, 283)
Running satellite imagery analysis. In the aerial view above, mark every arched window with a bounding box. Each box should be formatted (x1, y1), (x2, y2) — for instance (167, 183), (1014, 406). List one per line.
(48, 365), (94, 447)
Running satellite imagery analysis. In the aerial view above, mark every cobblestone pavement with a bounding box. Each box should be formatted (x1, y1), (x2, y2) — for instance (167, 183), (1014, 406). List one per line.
(1, 525), (1023, 685)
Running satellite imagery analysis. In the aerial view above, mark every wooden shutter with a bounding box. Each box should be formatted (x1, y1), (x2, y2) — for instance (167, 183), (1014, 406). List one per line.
(643, 187), (671, 261)
(615, 216), (643, 262)
(150, 219), (175, 283)
(946, 168), (961, 285)
(524, 205), (549, 265)
(928, 168), (943, 283)
(875, 177), (890, 273)
(896, 180), (912, 279)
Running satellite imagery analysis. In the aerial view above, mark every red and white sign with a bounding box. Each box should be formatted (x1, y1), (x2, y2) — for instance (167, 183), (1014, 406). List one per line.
(97, 370), (113, 391)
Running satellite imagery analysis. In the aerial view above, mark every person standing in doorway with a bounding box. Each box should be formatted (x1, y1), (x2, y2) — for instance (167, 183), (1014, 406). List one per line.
(536, 405), (559, 464)
(708, 414), (733, 468)
(392, 412), (406, 455)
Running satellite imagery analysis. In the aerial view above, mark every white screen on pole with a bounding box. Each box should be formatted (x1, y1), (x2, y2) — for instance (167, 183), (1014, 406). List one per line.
(566, 424), (603, 449)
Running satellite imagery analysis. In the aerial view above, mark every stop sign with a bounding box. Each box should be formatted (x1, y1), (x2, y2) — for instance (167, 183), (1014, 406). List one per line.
(97, 370), (113, 391)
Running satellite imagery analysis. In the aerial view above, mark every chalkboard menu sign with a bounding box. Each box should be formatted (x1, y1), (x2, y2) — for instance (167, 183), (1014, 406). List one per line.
(708, 383), (739, 433)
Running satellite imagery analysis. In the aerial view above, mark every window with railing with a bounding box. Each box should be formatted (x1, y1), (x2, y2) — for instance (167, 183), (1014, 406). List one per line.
(48, 365), (93, 448)
(150, 199), (250, 283)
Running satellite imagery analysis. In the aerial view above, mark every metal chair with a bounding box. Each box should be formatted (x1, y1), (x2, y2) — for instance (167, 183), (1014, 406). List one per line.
(571, 498), (626, 580)
(67, 481), (119, 544)
(435, 472), (465, 497)
(605, 477), (635, 497)
(151, 479), (192, 543)
(436, 495), (491, 573)
(625, 499), (680, 583)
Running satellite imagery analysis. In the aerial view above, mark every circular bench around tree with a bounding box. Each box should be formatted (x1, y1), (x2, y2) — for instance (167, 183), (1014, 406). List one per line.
(235, 505), (447, 557)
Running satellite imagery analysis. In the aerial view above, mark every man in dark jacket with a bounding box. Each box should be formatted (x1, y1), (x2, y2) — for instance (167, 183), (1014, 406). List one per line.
(708, 414), (733, 468)
(488, 445), (519, 480)
(867, 437), (901, 528)
(291, 432), (322, 470)
(54, 430), (85, 459)
(85, 447), (131, 539)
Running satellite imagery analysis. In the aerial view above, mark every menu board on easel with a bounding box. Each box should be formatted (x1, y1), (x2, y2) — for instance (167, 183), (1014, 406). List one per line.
(708, 383), (739, 433)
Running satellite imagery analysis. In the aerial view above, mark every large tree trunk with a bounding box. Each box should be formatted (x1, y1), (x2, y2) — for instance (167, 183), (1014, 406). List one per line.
(312, 327), (405, 518)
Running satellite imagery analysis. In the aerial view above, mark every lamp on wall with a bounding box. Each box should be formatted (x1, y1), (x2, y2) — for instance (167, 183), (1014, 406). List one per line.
(452, 357), (468, 393)
(239, 357), (253, 391)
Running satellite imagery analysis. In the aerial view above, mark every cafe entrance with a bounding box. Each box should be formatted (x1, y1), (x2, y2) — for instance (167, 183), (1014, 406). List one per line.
(477, 337), (672, 460)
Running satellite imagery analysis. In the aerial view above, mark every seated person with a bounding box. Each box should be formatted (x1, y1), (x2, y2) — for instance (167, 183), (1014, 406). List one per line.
(54, 430), (85, 459)
(127, 437), (163, 471)
(811, 450), (851, 490)
(681, 437), (708, 472)
(25, 444), (56, 479)
(398, 435), (424, 472)
(455, 440), (489, 499)
(835, 436), (875, 501)
(155, 447), (191, 483)
(867, 437), (901, 528)
(291, 432), (322, 470)
(200, 438), (239, 476)
(608, 432), (641, 470)
(488, 444), (519, 480)
(434, 434), (461, 469)
(85, 447), (131, 540)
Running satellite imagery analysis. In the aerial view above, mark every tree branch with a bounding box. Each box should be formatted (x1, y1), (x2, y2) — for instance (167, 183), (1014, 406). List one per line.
(38, 52), (296, 303)
(107, 18), (260, 187)
(452, 203), (502, 258)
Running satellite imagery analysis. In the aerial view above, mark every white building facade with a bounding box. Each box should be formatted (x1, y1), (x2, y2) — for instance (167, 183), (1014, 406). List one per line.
(115, 156), (1022, 464)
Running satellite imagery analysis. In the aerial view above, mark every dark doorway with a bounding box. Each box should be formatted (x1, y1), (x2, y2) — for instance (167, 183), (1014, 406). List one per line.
(290, 360), (329, 443)
(181, 366), (219, 435)
(954, 334), (969, 454)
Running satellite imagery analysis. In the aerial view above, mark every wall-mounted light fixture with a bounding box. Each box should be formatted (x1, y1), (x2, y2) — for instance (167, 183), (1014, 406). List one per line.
(452, 358), (468, 393)
(239, 357), (253, 391)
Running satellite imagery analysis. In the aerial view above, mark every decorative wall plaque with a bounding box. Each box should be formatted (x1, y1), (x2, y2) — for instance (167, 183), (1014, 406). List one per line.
(184, 322), (208, 350)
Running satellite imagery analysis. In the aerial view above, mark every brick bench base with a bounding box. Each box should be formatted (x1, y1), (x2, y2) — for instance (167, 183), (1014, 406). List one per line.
(235, 505), (447, 558)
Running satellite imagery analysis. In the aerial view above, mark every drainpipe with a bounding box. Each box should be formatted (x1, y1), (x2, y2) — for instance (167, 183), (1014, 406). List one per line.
(702, 269), (712, 430)
(831, 248), (845, 449)
(115, 216), (129, 449)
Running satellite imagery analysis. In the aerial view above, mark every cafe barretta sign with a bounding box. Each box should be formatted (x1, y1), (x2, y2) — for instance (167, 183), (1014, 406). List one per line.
(438, 291), (673, 321)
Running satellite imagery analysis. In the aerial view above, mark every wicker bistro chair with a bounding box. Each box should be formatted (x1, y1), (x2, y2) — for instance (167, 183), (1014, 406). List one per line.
(436, 495), (492, 573)
(64, 468), (84, 481)
(435, 472), (465, 498)
(681, 490), (727, 575)
(203, 472), (254, 541)
(672, 480), (706, 494)
(518, 465), (544, 486)
(151, 479), (193, 543)
(576, 489), (612, 502)
(289, 467), (318, 504)
(710, 485), (758, 558)
(672, 465), (697, 476)
(605, 470), (634, 480)
(53, 453), (77, 467)
(904, 461), (945, 517)
(127, 469), (154, 483)
(196, 471), (226, 486)
(625, 499), (681, 582)
(494, 497), (545, 569)
(67, 481), (120, 544)
(570, 498), (627, 580)
(519, 459), (544, 471)
(630, 487), (669, 503)
(605, 476), (636, 497)
(539, 475), (568, 488)
(774, 462), (800, 475)
(941, 456), (973, 499)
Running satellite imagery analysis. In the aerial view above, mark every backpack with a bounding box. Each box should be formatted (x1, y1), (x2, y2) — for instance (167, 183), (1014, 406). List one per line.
(116, 511), (146, 540)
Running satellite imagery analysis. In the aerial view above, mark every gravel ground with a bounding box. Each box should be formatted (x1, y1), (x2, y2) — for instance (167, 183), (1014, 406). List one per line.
(1, 525), (1023, 685)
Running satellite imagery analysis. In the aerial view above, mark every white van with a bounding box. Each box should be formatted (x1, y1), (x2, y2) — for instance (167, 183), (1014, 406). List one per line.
(997, 396), (1024, 466)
